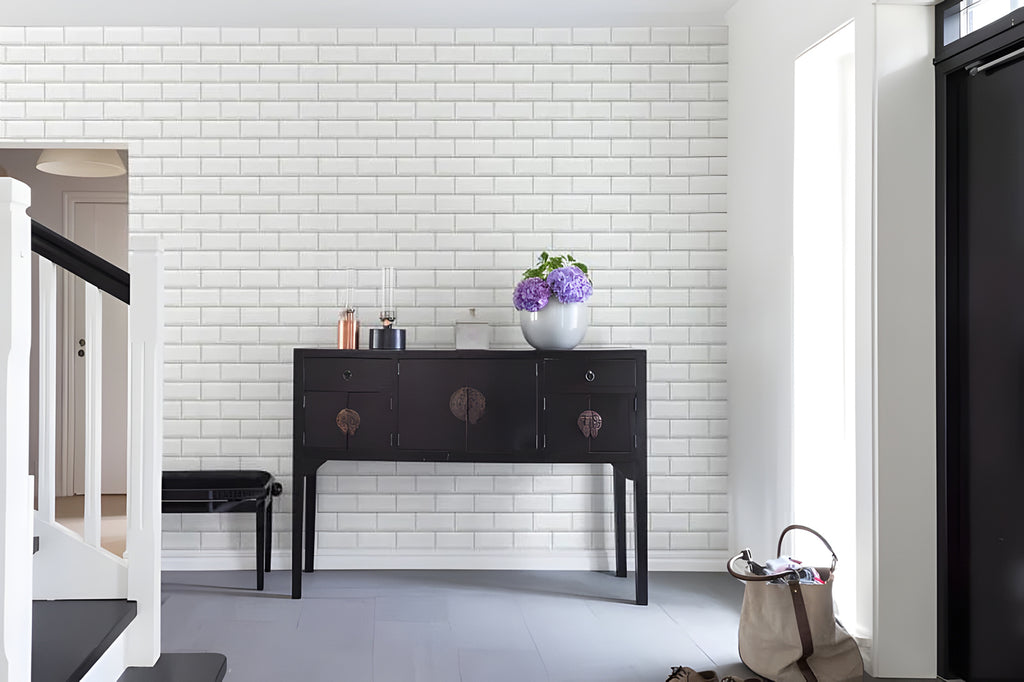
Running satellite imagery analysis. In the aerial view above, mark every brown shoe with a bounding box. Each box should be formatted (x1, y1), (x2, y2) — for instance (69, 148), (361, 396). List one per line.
(666, 667), (719, 682)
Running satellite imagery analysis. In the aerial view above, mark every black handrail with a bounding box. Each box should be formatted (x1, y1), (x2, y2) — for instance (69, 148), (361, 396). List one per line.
(31, 220), (129, 304)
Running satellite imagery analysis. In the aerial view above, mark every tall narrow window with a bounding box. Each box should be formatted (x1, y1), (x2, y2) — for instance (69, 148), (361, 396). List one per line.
(792, 22), (858, 632)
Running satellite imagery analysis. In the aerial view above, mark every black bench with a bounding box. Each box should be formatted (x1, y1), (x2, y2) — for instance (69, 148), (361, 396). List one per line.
(162, 470), (282, 590)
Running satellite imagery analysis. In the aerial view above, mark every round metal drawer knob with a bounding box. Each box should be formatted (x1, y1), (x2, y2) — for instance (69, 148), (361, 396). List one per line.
(343, 369), (353, 381)
(585, 370), (596, 382)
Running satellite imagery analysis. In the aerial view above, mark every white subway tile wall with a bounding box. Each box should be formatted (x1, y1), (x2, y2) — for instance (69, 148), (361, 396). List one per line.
(0, 25), (728, 563)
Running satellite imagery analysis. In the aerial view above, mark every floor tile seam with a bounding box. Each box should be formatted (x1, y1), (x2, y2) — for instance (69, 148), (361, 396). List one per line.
(519, 606), (554, 682)
(655, 601), (719, 669)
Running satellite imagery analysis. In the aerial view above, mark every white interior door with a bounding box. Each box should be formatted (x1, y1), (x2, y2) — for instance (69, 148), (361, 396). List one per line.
(63, 196), (129, 495)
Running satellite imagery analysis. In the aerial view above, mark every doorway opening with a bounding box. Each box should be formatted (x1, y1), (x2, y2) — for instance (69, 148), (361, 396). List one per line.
(0, 147), (129, 556)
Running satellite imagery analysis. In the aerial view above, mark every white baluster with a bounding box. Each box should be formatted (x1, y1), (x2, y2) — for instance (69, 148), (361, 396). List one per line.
(37, 259), (57, 524)
(83, 284), (102, 548)
(0, 178), (34, 682)
(125, 234), (162, 667)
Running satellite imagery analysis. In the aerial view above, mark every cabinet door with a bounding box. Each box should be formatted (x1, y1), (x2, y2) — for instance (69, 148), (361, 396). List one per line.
(398, 358), (538, 454)
(303, 391), (394, 450)
(463, 359), (537, 454)
(543, 393), (591, 456)
(543, 393), (634, 456)
(586, 393), (634, 454)
(397, 360), (468, 452)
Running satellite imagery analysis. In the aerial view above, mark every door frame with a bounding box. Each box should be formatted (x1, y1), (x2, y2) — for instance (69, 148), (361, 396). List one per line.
(57, 191), (128, 496)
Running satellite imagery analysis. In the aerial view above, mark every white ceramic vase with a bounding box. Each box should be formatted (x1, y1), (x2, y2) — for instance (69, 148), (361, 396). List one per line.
(520, 299), (588, 350)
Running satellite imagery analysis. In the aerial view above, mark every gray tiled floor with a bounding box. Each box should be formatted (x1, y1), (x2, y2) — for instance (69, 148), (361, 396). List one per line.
(160, 570), (935, 682)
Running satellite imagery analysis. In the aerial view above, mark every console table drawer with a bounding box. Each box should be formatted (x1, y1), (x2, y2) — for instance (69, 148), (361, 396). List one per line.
(302, 358), (396, 392)
(543, 358), (636, 392)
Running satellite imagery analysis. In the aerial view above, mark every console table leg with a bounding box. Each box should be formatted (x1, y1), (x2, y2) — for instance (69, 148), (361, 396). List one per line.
(291, 473), (304, 599)
(633, 472), (648, 606)
(613, 467), (627, 578)
(304, 473), (317, 573)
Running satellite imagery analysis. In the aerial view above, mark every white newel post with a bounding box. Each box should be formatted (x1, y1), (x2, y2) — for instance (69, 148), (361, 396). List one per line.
(36, 259), (57, 523)
(125, 234), (163, 667)
(0, 178), (34, 681)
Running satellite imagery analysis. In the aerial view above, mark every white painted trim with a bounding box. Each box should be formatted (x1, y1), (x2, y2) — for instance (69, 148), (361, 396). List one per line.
(83, 284), (102, 548)
(79, 623), (128, 682)
(36, 259), (57, 524)
(162, 549), (731, 573)
(124, 234), (163, 668)
(0, 177), (35, 682)
(33, 516), (128, 600)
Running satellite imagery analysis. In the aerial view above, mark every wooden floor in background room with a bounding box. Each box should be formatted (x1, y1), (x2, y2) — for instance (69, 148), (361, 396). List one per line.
(54, 494), (128, 557)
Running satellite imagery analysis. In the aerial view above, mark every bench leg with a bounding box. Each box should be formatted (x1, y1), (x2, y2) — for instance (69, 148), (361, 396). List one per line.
(256, 498), (266, 591)
(304, 474), (317, 573)
(265, 498), (273, 573)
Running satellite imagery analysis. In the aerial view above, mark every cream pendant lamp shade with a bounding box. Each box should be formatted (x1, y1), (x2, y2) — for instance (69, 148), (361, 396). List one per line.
(36, 149), (126, 178)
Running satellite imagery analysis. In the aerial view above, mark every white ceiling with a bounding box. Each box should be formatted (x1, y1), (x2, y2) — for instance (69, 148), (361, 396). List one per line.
(10, 0), (735, 27)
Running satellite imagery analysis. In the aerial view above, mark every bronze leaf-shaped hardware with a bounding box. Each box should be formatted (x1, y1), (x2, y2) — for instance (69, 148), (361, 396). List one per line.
(449, 386), (486, 425)
(336, 408), (361, 435)
(578, 410), (603, 438)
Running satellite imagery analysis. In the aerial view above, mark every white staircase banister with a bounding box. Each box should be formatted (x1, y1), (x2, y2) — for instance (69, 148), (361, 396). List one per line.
(37, 258), (57, 524)
(125, 233), (163, 667)
(83, 284), (103, 548)
(0, 178), (34, 681)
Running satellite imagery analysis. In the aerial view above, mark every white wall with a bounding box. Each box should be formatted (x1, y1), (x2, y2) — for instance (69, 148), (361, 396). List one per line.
(0, 25), (729, 570)
(727, 0), (936, 677)
(1, 0), (729, 28)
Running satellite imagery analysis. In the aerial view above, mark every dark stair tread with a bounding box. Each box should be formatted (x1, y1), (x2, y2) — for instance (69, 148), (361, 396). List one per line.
(33, 536), (39, 553)
(118, 653), (227, 682)
(32, 599), (137, 682)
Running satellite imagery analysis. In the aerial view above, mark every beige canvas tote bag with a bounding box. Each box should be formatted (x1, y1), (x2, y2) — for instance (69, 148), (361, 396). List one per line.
(726, 525), (864, 682)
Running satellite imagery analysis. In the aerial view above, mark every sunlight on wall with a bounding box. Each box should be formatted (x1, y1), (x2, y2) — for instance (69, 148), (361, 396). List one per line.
(792, 20), (859, 633)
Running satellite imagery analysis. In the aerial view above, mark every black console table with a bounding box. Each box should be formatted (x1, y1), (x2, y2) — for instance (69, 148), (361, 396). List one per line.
(291, 349), (648, 604)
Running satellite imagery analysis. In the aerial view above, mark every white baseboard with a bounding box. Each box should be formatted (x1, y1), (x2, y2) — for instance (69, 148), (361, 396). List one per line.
(162, 549), (730, 572)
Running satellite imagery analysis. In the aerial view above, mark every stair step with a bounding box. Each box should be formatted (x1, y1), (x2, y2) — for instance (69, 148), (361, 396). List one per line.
(118, 653), (227, 682)
(33, 536), (39, 553)
(32, 599), (137, 682)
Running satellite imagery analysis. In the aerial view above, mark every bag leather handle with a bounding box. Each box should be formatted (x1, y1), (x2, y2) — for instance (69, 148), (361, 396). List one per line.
(777, 524), (838, 572)
(726, 548), (801, 582)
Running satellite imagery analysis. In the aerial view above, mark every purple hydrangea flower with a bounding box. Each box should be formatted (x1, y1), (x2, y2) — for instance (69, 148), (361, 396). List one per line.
(546, 266), (593, 304)
(513, 277), (551, 312)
